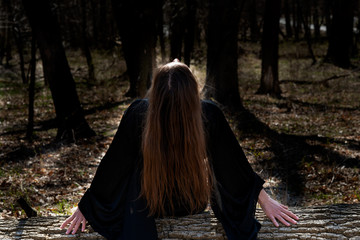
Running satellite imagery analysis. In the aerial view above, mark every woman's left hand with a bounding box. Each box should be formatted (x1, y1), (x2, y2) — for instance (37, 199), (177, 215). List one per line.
(60, 207), (87, 235)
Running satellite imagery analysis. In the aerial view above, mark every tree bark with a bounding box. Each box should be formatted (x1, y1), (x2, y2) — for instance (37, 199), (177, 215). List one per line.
(284, 0), (293, 38)
(313, 0), (321, 41)
(112, 0), (158, 98)
(326, 0), (354, 69)
(5, 0), (27, 84)
(168, 0), (196, 66)
(80, 0), (96, 83)
(88, 0), (98, 46)
(0, 0), (12, 68)
(2, 204), (360, 239)
(26, 34), (36, 140)
(297, 0), (316, 65)
(257, 0), (281, 98)
(324, 0), (332, 39)
(183, 0), (196, 66)
(292, 0), (299, 41)
(156, 0), (166, 62)
(249, 0), (260, 42)
(22, 0), (96, 141)
(169, 0), (186, 62)
(203, 0), (245, 112)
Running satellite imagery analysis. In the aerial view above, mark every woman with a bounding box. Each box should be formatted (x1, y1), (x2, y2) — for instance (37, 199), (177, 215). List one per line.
(61, 61), (298, 239)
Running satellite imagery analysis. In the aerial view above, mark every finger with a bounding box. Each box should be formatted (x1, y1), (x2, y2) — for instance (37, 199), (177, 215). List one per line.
(60, 215), (75, 229)
(72, 218), (82, 235)
(66, 217), (78, 235)
(281, 204), (289, 209)
(81, 219), (86, 232)
(270, 216), (279, 227)
(282, 208), (299, 221)
(276, 215), (290, 227)
(280, 212), (297, 225)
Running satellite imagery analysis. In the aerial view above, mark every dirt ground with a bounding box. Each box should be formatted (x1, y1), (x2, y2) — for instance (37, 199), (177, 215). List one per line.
(0, 42), (359, 219)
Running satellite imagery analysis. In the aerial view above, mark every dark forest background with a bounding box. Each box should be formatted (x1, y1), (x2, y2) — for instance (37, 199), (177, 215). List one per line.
(0, 0), (359, 218)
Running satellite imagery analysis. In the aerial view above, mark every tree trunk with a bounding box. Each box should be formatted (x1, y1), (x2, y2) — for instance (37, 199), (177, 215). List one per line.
(156, 0), (166, 63)
(90, 0), (98, 46)
(292, 0), (299, 41)
(313, 0), (321, 41)
(284, 0), (293, 38)
(168, 0), (196, 66)
(326, 0), (354, 68)
(324, 0), (332, 39)
(203, 0), (245, 112)
(298, 0), (316, 65)
(22, 0), (96, 141)
(169, 0), (186, 62)
(13, 30), (26, 84)
(4, 0), (27, 83)
(112, 0), (158, 98)
(80, 0), (96, 83)
(97, 0), (116, 49)
(249, 0), (260, 42)
(0, 0), (12, 68)
(26, 34), (36, 140)
(2, 204), (360, 239)
(353, 0), (360, 56)
(183, 0), (196, 66)
(257, 0), (281, 98)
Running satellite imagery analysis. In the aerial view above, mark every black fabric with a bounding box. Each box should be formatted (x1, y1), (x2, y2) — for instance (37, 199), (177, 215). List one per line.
(78, 99), (264, 240)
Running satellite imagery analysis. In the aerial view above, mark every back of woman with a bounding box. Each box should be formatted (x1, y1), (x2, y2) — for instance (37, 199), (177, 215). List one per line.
(142, 61), (212, 217)
(61, 61), (299, 240)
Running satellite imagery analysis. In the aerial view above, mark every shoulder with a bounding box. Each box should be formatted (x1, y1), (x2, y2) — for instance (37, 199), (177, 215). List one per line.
(129, 98), (149, 110)
(120, 99), (148, 125)
(201, 99), (224, 119)
(125, 99), (148, 114)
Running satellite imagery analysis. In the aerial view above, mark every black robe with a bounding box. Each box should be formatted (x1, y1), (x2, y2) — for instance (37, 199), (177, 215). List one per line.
(78, 99), (264, 240)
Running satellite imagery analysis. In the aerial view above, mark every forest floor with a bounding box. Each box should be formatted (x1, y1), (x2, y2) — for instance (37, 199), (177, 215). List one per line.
(0, 41), (359, 219)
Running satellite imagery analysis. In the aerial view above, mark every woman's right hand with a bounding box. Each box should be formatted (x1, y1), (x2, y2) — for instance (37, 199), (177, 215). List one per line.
(258, 189), (299, 227)
(60, 207), (87, 235)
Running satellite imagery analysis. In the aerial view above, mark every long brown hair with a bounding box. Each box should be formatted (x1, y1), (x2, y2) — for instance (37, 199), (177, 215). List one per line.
(141, 61), (212, 216)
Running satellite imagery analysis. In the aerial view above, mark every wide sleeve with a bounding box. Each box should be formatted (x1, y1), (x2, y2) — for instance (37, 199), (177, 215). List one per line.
(202, 101), (264, 240)
(78, 99), (150, 238)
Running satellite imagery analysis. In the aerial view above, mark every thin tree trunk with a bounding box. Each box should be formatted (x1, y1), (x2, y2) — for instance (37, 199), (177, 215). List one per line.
(298, 0), (316, 65)
(249, 0), (260, 42)
(284, 0), (293, 38)
(80, 0), (95, 83)
(324, 0), (332, 39)
(353, 0), (360, 56)
(326, 0), (354, 68)
(157, 0), (166, 62)
(26, 34), (36, 139)
(313, 0), (321, 40)
(184, 0), (196, 66)
(292, 0), (299, 41)
(1, 0), (12, 68)
(5, 0), (27, 83)
(203, 0), (245, 111)
(22, 0), (95, 141)
(90, 0), (98, 46)
(296, 0), (303, 37)
(14, 30), (27, 84)
(257, 0), (281, 98)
